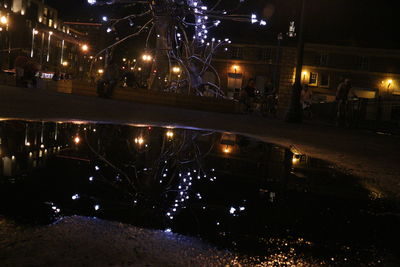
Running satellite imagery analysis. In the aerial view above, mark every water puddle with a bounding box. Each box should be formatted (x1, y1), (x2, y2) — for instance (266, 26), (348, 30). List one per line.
(0, 120), (399, 265)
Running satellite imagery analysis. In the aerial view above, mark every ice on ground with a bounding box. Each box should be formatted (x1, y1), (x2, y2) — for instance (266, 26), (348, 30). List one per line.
(0, 216), (240, 267)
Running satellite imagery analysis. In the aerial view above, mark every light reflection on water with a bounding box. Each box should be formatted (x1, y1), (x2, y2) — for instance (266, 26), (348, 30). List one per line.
(0, 120), (398, 265)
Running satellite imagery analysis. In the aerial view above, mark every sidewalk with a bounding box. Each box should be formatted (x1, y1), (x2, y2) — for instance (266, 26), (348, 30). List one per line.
(1, 84), (399, 199)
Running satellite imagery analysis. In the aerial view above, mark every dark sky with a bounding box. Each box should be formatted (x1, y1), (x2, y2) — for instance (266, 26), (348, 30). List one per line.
(45, 0), (400, 49)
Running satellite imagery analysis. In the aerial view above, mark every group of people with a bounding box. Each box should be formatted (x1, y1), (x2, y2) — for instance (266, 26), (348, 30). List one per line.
(239, 79), (277, 116)
(239, 77), (357, 124)
(14, 54), (40, 88)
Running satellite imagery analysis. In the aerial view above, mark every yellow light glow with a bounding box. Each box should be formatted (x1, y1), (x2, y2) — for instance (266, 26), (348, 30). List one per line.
(134, 137), (144, 145)
(292, 154), (301, 165)
(388, 79), (393, 84)
(49, 31), (53, 35)
(172, 67), (181, 74)
(166, 131), (174, 138)
(74, 136), (80, 144)
(223, 145), (231, 154)
(142, 54), (152, 62)
(302, 71), (308, 76)
(81, 44), (89, 52)
(138, 67), (142, 71)
(26, 142), (31, 146)
(0, 16), (8, 25)
(33, 29), (38, 35)
(232, 65), (240, 72)
(123, 58), (127, 62)
(98, 69), (104, 74)
(62, 61), (68, 66)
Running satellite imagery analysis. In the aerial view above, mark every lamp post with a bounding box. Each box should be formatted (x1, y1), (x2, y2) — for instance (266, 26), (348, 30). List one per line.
(31, 29), (38, 58)
(46, 31), (53, 62)
(285, 0), (306, 123)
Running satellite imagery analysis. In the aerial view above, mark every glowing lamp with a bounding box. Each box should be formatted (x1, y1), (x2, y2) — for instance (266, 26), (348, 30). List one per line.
(0, 16), (8, 25)
(172, 67), (181, 74)
(166, 130), (174, 138)
(81, 44), (89, 52)
(98, 69), (104, 74)
(223, 145), (231, 154)
(134, 137), (144, 145)
(74, 136), (80, 144)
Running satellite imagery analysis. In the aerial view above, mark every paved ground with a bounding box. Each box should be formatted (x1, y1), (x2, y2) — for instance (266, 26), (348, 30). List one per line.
(1, 85), (399, 199)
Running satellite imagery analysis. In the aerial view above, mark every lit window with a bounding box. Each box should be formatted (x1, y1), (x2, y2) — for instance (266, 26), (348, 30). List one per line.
(309, 72), (318, 86)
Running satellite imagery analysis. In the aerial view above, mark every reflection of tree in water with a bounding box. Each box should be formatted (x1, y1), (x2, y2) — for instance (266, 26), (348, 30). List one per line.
(82, 124), (218, 226)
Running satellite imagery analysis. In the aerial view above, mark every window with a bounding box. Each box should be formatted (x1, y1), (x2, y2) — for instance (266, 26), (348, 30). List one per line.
(261, 48), (272, 63)
(48, 19), (53, 27)
(309, 72), (318, 86)
(320, 54), (328, 66)
(230, 47), (243, 59)
(319, 73), (330, 87)
(357, 56), (369, 70)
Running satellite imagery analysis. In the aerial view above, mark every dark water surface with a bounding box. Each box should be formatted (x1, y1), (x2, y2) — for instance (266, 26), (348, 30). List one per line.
(0, 120), (399, 265)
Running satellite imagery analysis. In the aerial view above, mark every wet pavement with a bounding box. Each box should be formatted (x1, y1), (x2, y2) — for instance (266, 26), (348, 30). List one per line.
(0, 120), (399, 266)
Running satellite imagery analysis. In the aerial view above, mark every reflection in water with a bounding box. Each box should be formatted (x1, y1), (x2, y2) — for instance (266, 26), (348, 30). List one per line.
(0, 120), (399, 265)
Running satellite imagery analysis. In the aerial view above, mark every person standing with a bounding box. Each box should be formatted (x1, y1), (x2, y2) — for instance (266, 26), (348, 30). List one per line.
(301, 84), (313, 118)
(336, 78), (356, 126)
(14, 53), (29, 87)
(241, 79), (256, 113)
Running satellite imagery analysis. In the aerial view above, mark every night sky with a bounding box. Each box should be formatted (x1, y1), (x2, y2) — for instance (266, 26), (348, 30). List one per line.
(45, 0), (400, 49)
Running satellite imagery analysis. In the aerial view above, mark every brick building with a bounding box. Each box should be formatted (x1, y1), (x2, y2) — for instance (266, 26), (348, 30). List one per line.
(212, 42), (400, 113)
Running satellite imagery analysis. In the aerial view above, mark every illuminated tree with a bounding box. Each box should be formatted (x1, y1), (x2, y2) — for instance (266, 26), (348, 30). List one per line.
(88, 0), (268, 96)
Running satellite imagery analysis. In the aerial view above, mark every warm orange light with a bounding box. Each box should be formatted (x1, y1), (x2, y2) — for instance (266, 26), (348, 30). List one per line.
(166, 130), (174, 138)
(134, 137), (144, 145)
(172, 67), (181, 74)
(74, 136), (80, 144)
(223, 145), (231, 154)
(81, 44), (89, 52)
(232, 65), (240, 72)
(292, 154), (301, 165)
(98, 69), (104, 74)
(62, 61), (68, 66)
(0, 16), (8, 25)
(142, 54), (152, 62)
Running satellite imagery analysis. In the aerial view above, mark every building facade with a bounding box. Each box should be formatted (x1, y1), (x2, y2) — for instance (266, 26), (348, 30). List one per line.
(0, 0), (91, 76)
(212, 42), (400, 107)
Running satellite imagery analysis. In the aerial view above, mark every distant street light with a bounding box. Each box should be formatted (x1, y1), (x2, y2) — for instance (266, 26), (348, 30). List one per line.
(172, 66), (181, 74)
(81, 44), (89, 52)
(0, 16), (8, 25)
(142, 54), (152, 62)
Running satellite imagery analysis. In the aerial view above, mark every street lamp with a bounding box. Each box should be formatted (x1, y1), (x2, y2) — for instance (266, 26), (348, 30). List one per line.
(0, 16), (7, 25)
(46, 31), (53, 62)
(285, 0), (307, 123)
(81, 44), (89, 52)
(31, 29), (39, 58)
(172, 66), (181, 74)
(142, 54), (152, 62)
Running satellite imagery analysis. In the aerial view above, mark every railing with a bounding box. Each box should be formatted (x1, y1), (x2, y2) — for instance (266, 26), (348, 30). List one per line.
(312, 98), (400, 133)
